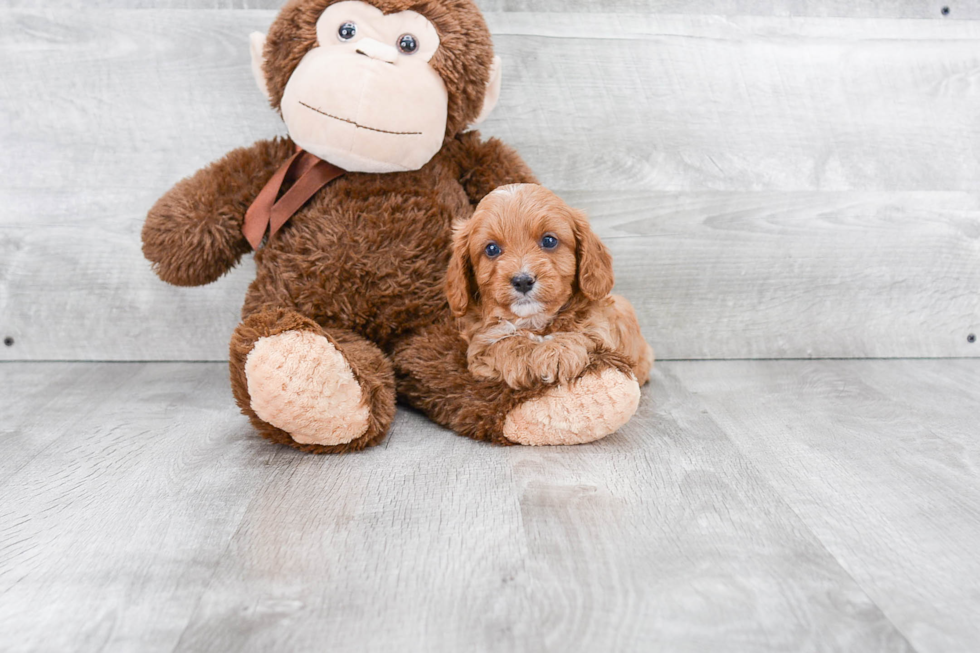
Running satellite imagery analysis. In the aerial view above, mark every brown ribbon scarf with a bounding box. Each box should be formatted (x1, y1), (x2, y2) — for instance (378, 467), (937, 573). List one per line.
(242, 148), (346, 249)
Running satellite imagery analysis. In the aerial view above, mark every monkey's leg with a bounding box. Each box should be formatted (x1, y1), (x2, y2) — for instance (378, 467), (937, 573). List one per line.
(391, 321), (641, 446)
(230, 309), (395, 453)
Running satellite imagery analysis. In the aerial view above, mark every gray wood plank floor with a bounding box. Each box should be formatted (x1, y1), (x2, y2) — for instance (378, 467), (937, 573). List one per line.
(1, 360), (977, 652)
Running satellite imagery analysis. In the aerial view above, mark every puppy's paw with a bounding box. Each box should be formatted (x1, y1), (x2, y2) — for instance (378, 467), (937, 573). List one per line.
(468, 334), (542, 389)
(526, 334), (593, 385)
(495, 356), (542, 390)
(468, 357), (504, 384)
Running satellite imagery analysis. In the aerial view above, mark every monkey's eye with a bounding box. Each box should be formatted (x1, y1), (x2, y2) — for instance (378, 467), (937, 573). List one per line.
(338, 22), (357, 41)
(484, 242), (501, 258)
(398, 34), (418, 54)
(540, 234), (559, 250)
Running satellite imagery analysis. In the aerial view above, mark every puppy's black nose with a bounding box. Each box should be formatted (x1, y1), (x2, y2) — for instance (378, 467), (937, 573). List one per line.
(511, 273), (536, 295)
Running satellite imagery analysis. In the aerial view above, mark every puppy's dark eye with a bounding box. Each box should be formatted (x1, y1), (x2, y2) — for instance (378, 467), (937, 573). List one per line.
(540, 234), (559, 250)
(485, 242), (501, 258)
(338, 22), (357, 40)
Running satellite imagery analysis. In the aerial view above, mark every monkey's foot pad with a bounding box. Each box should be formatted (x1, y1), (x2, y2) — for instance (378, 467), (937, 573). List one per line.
(503, 368), (641, 446)
(245, 330), (370, 446)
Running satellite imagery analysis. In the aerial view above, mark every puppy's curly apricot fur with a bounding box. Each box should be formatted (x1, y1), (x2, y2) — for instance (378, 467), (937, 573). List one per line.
(447, 184), (654, 390)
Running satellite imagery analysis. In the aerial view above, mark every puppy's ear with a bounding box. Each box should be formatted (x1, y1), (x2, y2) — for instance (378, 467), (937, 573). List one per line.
(571, 208), (614, 300)
(446, 219), (477, 317)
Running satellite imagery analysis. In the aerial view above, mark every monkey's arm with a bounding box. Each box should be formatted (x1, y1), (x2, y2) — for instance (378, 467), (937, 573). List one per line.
(142, 137), (296, 286)
(450, 130), (539, 204)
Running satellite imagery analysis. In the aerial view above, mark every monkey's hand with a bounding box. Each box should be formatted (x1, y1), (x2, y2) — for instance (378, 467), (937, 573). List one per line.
(142, 137), (295, 287)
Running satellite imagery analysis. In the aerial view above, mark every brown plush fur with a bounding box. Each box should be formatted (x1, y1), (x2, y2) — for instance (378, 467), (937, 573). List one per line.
(263, 0), (494, 136)
(143, 0), (638, 451)
(391, 321), (637, 444)
(143, 138), (294, 287)
(448, 185), (654, 389)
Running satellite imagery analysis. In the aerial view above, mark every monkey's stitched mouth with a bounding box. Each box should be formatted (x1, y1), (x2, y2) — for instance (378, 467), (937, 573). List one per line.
(299, 102), (422, 136)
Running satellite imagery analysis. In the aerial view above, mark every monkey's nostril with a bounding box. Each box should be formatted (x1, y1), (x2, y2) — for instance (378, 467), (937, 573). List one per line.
(511, 274), (536, 294)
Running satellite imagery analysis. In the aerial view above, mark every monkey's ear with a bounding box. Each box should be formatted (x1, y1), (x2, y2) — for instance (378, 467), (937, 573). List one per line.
(446, 220), (476, 316)
(250, 32), (271, 101)
(471, 56), (502, 126)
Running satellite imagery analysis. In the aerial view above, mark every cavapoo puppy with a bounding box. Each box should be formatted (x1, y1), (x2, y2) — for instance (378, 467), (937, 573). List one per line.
(446, 183), (654, 390)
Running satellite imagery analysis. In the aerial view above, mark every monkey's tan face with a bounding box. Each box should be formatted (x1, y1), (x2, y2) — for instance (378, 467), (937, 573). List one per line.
(279, 1), (448, 173)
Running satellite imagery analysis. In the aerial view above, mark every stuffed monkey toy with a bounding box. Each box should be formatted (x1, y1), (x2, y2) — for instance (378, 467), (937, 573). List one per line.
(142, 0), (641, 453)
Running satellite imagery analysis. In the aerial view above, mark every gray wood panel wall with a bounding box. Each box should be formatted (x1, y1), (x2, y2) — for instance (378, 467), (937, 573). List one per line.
(2, 1), (976, 18)
(1, 7), (978, 361)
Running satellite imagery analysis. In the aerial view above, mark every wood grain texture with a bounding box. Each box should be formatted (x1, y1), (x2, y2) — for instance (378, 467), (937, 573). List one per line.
(171, 406), (542, 653)
(15, 11), (979, 194)
(0, 363), (281, 652)
(2, 10), (979, 361)
(0, 362), (147, 483)
(571, 191), (980, 359)
(502, 365), (912, 652)
(673, 358), (980, 653)
(485, 13), (980, 193)
(2, 188), (976, 361)
(2, 1), (975, 20)
(0, 9), (277, 362)
(0, 360), (936, 652)
(4, 11), (977, 192)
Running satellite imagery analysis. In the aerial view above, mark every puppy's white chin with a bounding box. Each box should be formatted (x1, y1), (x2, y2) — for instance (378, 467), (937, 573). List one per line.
(510, 300), (543, 318)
